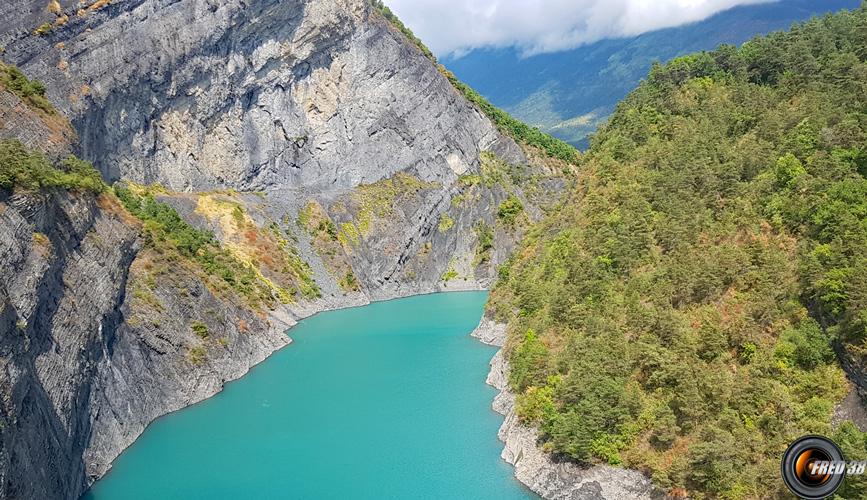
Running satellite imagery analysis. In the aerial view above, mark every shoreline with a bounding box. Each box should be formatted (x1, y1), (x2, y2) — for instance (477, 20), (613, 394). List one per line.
(470, 318), (661, 500)
(85, 285), (490, 491)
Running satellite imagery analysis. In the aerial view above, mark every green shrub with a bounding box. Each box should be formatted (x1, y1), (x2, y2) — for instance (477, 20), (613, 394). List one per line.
(441, 267), (458, 282)
(437, 213), (454, 232)
(33, 23), (52, 36)
(0, 62), (54, 114)
(0, 140), (105, 192)
(497, 196), (524, 225)
(474, 221), (494, 264)
(190, 321), (209, 339)
(339, 271), (359, 291)
(188, 345), (206, 366)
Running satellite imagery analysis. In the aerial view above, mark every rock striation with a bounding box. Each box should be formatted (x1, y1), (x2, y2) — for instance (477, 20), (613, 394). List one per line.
(0, 1), (572, 499)
(0, 0), (523, 191)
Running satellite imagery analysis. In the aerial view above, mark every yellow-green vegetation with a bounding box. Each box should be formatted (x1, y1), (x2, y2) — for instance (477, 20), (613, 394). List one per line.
(450, 193), (468, 207)
(77, 0), (112, 17)
(190, 320), (209, 340)
(437, 213), (454, 233)
(0, 62), (55, 114)
(33, 23), (52, 36)
(490, 7), (867, 499)
(299, 201), (358, 292)
(115, 186), (275, 310)
(297, 202), (314, 229)
(124, 256), (181, 332)
(459, 151), (529, 189)
(339, 271), (360, 292)
(339, 222), (361, 248)
(456, 152), (549, 216)
(131, 283), (163, 312)
(457, 173), (482, 187)
(0, 140), (105, 192)
(441, 266), (458, 282)
(441, 257), (469, 283)
(127, 251), (170, 316)
(31, 232), (50, 247)
(474, 222), (494, 265)
(349, 172), (438, 237)
(265, 222), (321, 300)
(188, 345), (206, 366)
(496, 196), (524, 226)
(35, 0), (69, 34)
(193, 193), (320, 302)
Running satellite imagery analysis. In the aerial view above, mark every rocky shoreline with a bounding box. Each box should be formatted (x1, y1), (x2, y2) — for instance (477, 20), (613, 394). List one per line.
(0, 0), (558, 496)
(470, 318), (661, 500)
(88, 282), (490, 482)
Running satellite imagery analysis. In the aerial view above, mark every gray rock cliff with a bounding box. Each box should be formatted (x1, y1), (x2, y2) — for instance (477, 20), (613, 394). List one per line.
(0, 1), (573, 499)
(1, 0), (522, 191)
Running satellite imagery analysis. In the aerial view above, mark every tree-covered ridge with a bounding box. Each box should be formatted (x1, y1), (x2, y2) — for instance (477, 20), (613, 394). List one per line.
(489, 5), (867, 498)
(443, 0), (859, 149)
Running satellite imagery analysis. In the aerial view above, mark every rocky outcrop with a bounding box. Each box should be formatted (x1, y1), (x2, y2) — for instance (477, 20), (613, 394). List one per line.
(0, 1), (569, 499)
(0, 188), (139, 499)
(0, 0), (555, 300)
(471, 319), (662, 500)
(83, 243), (292, 482)
(0, 89), (75, 158)
(0, 0), (522, 191)
(0, 184), (292, 499)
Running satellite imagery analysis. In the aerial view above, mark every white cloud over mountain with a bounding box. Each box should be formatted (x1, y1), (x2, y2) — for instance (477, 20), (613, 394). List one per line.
(384, 0), (775, 56)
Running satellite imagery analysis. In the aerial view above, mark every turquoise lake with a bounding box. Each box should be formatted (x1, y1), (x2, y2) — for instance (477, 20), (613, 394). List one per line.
(83, 291), (536, 499)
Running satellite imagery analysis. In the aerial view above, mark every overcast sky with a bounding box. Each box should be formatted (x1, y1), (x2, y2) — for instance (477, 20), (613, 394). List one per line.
(385, 0), (775, 57)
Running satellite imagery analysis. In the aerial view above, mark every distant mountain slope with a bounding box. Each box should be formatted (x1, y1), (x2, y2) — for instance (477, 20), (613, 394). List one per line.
(444, 0), (860, 148)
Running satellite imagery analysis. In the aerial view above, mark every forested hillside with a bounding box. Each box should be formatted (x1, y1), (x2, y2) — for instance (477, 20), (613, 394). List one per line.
(445, 0), (859, 148)
(489, 5), (867, 498)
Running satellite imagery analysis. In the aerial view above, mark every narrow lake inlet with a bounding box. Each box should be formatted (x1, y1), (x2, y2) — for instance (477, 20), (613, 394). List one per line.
(82, 292), (536, 499)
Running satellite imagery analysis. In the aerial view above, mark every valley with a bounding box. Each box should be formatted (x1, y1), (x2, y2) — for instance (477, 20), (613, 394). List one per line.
(0, 1), (866, 499)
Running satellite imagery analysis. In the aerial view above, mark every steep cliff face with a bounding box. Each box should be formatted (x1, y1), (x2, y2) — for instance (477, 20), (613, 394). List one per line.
(1, 0), (551, 294)
(0, 183), (291, 499)
(0, 188), (137, 499)
(0, 1), (571, 499)
(0, 91), (292, 499)
(1, 0), (521, 190)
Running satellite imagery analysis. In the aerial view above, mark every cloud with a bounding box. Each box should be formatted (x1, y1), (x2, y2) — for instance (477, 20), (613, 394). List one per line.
(383, 0), (775, 57)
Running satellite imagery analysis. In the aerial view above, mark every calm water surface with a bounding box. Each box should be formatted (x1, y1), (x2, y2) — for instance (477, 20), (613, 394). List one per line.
(83, 291), (536, 499)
